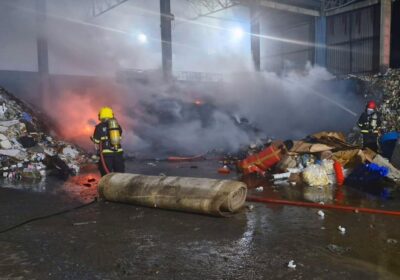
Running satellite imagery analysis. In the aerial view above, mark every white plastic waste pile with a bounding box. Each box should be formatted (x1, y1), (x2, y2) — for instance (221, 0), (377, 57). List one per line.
(302, 164), (330, 187)
(0, 87), (88, 180)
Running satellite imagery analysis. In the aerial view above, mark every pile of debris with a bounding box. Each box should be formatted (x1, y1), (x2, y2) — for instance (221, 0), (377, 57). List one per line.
(351, 68), (400, 132)
(0, 86), (88, 180)
(227, 131), (400, 196)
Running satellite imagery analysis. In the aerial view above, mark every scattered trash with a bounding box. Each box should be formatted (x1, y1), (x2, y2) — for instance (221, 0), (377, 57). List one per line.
(338, 225), (346, 234)
(317, 210), (325, 218)
(0, 87), (88, 181)
(147, 162), (157, 167)
(62, 146), (80, 159)
(386, 238), (398, 244)
(238, 144), (283, 175)
(18, 135), (36, 148)
(247, 204), (254, 211)
(218, 165), (231, 174)
(73, 221), (97, 226)
(255, 186), (264, 192)
(303, 164), (330, 187)
(348, 161), (388, 179)
(287, 260), (296, 269)
(327, 244), (350, 255)
(333, 160), (345, 186)
(372, 154), (400, 182)
(167, 155), (206, 162)
(272, 172), (291, 181)
(391, 137), (400, 169)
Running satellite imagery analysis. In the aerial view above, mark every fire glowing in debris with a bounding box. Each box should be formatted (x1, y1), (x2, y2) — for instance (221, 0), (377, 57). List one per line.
(194, 99), (204, 106)
(46, 83), (131, 150)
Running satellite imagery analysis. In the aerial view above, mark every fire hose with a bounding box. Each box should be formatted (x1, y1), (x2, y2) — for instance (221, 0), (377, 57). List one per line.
(0, 199), (97, 234)
(99, 142), (110, 175)
(246, 196), (400, 217)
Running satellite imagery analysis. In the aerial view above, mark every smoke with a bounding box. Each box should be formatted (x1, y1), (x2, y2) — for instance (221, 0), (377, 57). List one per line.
(217, 64), (363, 140)
(0, 1), (364, 157)
(42, 63), (362, 157)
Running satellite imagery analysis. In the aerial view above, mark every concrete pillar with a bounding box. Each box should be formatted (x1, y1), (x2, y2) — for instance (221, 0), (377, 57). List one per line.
(315, 16), (327, 67)
(160, 0), (173, 81)
(36, 0), (49, 107)
(250, 7), (261, 71)
(380, 0), (391, 73)
(36, 0), (49, 74)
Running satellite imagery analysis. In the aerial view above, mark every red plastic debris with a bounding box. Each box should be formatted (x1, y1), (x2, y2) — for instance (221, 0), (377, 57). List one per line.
(238, 145), (281, 175)
(218, 166), (231, 174)
(334, 160), (345, 186)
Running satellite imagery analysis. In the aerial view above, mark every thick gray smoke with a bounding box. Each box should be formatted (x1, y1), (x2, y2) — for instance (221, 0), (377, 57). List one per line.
(0, 1), (364, 157)
(113, 65), (362, 157)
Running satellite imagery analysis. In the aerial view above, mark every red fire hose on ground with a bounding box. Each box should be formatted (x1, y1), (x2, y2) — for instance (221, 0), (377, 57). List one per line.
(246, 196), (400, 217)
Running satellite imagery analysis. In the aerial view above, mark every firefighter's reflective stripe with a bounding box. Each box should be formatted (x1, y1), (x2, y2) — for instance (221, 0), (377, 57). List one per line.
(101, 136), (108, 140)
(92, 138), (100, 144)
(361, 130), (379, 134)
(102, 148), (123, 154)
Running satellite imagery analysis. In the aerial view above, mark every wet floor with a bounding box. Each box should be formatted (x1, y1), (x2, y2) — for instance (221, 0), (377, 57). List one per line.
(0, 160), (399, 279)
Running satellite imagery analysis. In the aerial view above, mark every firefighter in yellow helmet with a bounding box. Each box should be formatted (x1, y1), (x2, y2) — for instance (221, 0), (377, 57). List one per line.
(91, 107), (125, 176)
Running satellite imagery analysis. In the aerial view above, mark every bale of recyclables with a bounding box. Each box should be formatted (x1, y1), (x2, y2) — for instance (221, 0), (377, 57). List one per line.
(98, 173), (247, 216)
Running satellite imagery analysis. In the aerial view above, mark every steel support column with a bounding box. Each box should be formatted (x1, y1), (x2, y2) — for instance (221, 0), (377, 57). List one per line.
(160, 0), (173, 81)
(36, 0), (48, 74)
(36, 0), (49, 106)
(380, 0), (391, 73)
(250, 6), (261, 71)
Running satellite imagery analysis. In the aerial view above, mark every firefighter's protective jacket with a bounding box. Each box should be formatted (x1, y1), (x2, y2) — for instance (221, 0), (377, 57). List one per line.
(92, 120), (123, 154)
(357, 111), (381, 135)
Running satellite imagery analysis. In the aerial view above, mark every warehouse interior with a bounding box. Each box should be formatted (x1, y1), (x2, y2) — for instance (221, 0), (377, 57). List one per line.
(1, 1), (400, 279)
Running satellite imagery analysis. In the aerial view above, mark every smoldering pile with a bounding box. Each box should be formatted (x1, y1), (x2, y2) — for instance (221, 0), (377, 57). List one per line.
(0, 86), (89, 180)
(351, 68), (400, 132)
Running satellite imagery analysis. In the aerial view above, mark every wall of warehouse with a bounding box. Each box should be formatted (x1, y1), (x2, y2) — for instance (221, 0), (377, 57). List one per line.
(259, 9), (315, 73)
(326, 4), (380, 75)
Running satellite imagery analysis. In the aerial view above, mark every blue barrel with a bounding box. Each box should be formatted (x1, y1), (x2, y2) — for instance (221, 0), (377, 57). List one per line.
(380, 132), (399, 158)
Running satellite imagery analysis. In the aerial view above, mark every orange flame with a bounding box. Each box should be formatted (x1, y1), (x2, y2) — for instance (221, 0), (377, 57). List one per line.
(46, 82), (133, 150)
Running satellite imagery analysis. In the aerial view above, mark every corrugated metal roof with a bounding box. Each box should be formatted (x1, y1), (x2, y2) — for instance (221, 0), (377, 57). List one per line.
(275, 0), (322, 10)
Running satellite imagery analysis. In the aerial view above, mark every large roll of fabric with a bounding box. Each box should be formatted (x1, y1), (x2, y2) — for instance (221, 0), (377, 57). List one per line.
(98, 173), (247, 216)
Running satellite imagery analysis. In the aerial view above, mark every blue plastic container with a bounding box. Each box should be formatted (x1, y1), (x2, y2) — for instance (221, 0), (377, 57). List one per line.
(380, 132), (399, 158)
(380, 132), (399, 143)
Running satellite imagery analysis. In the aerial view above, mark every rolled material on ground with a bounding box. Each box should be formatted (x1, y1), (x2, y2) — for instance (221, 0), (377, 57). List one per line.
(98, 173), (247, 216)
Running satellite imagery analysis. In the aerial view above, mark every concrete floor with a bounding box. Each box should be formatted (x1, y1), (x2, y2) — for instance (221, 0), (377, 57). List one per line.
(0, 160), (400, 280)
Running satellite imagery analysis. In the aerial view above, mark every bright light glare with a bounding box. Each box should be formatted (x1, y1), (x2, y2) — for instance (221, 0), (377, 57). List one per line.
(137, 33), (148, 44)
(231, 27), (244, 40)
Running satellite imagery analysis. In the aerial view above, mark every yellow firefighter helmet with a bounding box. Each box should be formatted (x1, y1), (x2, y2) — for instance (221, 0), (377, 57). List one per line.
(99, 107), (114, 121)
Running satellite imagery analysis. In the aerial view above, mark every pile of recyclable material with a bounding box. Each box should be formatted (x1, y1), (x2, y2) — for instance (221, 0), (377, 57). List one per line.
(232, 131), (400, 194)
(0, 86), (88, 180)
(351, 68), (400, 132)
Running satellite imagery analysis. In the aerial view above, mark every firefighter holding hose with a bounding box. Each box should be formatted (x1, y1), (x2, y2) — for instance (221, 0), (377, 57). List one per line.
(91, 107), (125, 176)
(358, 100), (381, 152)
